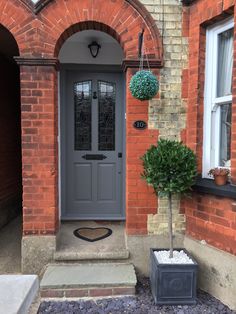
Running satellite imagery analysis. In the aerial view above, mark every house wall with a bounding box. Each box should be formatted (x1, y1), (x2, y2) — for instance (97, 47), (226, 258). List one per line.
(0, 55), (21, 229)
(0, 0), (186, 239)
(182, 0), (236, 309)
(184, 0), (236, 256)
(1, 0), (162, 239)
(0, 2), (235, 308)
(140, 0), (189, 236)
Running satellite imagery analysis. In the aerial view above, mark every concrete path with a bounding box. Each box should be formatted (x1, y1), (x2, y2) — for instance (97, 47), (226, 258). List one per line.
(0, 216), (21, 274)
(0, 275), (39, 314)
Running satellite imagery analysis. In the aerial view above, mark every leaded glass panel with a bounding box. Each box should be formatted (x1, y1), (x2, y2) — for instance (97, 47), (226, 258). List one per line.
(74, 81), (92, 151)
(98, 81), (116, 151)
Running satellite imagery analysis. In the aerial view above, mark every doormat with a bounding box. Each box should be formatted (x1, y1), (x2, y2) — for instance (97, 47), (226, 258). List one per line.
(73, 227), (112, 242)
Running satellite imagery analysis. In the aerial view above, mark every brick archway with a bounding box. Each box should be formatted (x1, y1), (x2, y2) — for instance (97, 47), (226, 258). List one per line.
(51, 1), (162, 62)
(0, 0), (163, 61)
(18, 0), (163, 62)
(39, 0), (163, 63)
(55, 21), (123, 59)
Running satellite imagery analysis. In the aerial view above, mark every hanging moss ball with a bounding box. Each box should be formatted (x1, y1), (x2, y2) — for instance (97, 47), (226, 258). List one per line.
(129, 70), (159, 101)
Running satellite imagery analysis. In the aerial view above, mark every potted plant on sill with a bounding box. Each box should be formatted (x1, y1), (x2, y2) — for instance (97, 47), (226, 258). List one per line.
(141, 139), (198, 305)
(208, 167), (230, 186)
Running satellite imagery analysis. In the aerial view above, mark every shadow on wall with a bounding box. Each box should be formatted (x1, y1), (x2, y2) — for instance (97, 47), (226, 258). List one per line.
(0, 25), (22, 230)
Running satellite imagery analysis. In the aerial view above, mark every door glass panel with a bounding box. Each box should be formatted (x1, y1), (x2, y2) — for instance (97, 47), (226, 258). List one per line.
(98, 81), (116, 151)
(74, 81), (92, 151)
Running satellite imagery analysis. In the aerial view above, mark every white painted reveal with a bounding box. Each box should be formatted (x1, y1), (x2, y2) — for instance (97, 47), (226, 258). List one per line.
(59, 30), (124, 65)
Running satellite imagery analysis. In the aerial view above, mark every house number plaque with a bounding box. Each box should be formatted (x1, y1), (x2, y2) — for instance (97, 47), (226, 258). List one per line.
(133, 120), (147, 130)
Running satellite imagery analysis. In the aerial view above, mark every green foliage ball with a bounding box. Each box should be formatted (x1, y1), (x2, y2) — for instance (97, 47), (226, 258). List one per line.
(141, 139), (197, 196)
(129, 70), (159, 101)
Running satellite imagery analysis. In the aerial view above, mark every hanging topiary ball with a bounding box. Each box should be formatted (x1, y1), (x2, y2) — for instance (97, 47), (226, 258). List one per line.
(129, 70), (159, 101)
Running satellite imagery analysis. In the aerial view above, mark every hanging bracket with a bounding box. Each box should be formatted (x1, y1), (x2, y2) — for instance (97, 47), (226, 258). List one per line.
(138, 28), (145, 59)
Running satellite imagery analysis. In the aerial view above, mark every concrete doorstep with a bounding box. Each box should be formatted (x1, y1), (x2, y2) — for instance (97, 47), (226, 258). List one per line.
(0, 275), (39, 314)
(40, 263), (137, 299)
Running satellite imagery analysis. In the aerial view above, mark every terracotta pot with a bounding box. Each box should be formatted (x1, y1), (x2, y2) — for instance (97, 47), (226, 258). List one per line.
(214, 174), (228, 186)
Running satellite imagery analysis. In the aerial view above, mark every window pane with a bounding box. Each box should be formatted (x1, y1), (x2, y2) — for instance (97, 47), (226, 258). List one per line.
(217, 28), (233, 97)
(74, 81), (92, 151)
(98, 81), (116, 151)
(219, 103), (231, 166)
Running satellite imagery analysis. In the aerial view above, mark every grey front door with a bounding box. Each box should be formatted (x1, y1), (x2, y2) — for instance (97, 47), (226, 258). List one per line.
(63, 71), (124, 219)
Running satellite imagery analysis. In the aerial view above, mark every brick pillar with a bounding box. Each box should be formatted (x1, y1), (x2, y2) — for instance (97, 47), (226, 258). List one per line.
(124, 65), (159, 235)
(15, 57), (59, 273)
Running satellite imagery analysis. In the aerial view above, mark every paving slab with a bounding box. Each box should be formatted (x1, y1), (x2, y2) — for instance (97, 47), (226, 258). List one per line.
(40, 263), (136, 289)
(0, 275), (39, 314)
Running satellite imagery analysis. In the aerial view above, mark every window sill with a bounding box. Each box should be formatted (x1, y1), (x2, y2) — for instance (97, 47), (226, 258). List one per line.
(192, 177), (236, 199)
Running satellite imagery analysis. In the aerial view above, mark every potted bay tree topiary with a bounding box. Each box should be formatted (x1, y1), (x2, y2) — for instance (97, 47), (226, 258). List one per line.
(141, 139), (198, 305)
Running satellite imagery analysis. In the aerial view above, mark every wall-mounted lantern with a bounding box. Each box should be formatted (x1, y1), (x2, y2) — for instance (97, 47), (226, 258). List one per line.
(88, 41), (101, 58)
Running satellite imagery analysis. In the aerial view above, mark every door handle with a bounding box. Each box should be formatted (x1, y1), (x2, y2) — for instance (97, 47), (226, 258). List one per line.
(118, 152), (122, 158)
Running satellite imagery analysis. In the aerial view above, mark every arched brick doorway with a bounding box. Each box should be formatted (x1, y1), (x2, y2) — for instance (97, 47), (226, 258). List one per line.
(52, 10), (162, 233)
(13, 0), (163, 274)
(58, 26), (125, 221)
(0, 24), (22, 273)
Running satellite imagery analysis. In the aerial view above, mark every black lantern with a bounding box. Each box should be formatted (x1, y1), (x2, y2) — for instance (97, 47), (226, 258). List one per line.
(88, 41), (101, 58)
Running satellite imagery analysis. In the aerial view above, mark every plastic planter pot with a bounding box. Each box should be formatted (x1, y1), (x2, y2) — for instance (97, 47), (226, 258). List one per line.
(150, 248), (198, 305)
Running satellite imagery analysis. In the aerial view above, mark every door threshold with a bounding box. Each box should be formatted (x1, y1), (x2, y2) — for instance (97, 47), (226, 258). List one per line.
(61, 216), (126, 221)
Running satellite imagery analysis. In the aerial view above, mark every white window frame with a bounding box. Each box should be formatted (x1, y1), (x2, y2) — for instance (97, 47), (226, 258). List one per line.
(203, 17), (234, 178)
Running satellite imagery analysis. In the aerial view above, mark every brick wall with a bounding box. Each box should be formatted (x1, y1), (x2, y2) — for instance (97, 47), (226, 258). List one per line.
(184, 0), (236, 255)
(139, 0), (189, 234)
(184, 194), (236, 255)
(0, 55), (22, 228)
(21, 65), (58, 235)
(1, 0), (235, 248)
(126, 68), (159, 235)
(0, 0), (190, 237)
(0, 0), (163, 236)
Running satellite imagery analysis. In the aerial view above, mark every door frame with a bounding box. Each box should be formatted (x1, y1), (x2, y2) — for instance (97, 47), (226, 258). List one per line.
(59, 64), (126, 220)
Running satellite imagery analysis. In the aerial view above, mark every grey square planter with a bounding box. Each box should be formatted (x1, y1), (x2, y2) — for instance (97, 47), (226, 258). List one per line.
(150, 248), (198, 305)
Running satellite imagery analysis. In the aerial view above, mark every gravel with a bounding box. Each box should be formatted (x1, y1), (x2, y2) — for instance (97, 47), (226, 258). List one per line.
(154, 250), (194, 264)
(38, 277), (236, 314)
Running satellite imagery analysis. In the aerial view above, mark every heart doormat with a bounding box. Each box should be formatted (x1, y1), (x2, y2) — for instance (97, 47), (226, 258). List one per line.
(73, 227), (112, 242)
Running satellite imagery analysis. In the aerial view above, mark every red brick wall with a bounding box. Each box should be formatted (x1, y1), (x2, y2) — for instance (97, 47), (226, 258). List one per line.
(184, 0), (236, 255)
(0, 0), (163, 236)
(0, 0), (162, 61)
(183, 194), (236, 255)
(126, 68), (159, 235)
(21, 65), (58, 235)
(0, 55), (22, 228)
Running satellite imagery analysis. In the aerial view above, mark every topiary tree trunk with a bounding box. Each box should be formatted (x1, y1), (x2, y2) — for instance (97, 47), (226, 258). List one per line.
(168, 192), (173, 258)
(141, 139), (197, 259)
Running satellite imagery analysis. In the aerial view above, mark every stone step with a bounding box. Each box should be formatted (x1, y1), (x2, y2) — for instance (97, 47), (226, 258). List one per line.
(40, 263), (136, 298)
(54, 248), (129, 261)
(0, 275), (39, 314)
